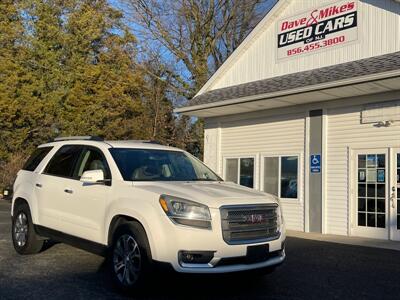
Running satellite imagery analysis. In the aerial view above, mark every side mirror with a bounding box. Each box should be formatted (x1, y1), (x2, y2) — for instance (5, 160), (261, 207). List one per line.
(80, 169), (105, 184)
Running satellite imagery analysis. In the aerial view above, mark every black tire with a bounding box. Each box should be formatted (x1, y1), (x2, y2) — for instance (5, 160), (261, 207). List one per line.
(108, 222), (152, 293)
(12, 202), (43, 254)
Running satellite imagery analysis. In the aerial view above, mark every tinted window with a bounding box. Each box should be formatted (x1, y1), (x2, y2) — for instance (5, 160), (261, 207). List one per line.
(109, 148), (221, 182)
(73, 147), (111, 180)
(22, 147), (53, 171)
(239, 158), (254, 188)
(45, 145), (82, 178)
(280, 156), (298, 199)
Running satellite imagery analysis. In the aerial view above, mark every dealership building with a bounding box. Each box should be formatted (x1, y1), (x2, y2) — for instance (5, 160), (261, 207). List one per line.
(176, 0), (400, 240)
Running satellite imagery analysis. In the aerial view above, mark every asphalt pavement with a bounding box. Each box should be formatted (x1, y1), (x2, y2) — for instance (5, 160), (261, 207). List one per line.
(1, 199), (400, 300)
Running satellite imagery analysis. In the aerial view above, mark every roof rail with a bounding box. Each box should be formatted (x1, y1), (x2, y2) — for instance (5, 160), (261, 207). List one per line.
(142, 140), (162, 145)
(53, 136), (104, 142)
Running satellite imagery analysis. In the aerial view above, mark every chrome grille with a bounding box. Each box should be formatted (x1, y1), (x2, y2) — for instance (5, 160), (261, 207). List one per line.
(220, 204), (280, 245)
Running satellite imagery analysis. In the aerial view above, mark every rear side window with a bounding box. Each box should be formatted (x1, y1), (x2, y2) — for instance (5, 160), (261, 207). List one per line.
(22, 147), (53, 172)
(44, 145), (82, 178)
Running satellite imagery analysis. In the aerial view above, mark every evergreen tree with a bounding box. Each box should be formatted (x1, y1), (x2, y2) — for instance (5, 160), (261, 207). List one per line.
(59, 0), (146, 139)
(0, 0), (149, 189)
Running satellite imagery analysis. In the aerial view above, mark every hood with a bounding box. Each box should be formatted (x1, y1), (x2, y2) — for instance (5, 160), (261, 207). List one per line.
(132, 181), (277, 208)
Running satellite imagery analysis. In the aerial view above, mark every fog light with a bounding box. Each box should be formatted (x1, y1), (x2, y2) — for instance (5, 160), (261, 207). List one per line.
(178, 251), (215, 265)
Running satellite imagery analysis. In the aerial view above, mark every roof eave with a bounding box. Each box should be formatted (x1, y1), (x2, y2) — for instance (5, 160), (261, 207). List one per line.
(174, 69), (400, 115)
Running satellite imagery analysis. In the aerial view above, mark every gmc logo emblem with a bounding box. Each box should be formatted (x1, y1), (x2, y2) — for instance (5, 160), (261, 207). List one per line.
(244, 214), (264, 224)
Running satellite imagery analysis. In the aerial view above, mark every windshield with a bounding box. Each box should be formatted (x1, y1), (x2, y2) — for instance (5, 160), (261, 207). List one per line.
(109, 148), (222, 182)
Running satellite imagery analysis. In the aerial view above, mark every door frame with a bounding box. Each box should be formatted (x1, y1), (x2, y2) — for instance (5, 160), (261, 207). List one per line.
(350, 148), (390, 240)
(390, 148), (400, 241)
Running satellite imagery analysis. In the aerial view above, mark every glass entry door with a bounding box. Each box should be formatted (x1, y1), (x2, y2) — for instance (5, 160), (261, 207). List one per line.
(352, 148), (400, 240)
(353, 149), (389, 239)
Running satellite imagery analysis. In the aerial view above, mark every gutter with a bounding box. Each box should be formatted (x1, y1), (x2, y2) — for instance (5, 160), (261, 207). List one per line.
(174, 69), (400, 114)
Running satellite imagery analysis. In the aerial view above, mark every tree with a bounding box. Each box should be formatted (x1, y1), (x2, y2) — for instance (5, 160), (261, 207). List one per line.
(0, 0), (150, 189)
(0, 0), (30, 161)
(123, 0), (276, 97)
(123, 0), (275, 157)
(58, 0), (147, 140)
(140, 54), (176, 145)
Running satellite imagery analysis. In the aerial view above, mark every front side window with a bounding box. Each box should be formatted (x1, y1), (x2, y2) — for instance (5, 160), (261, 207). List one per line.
(225, 157), (254, 188)
(44, 145), (82, 178)
(73, 147), (111, 181)
(109, 148), (221, 182)
(22, 146), (53, 171)
(263, 155), (298, 199)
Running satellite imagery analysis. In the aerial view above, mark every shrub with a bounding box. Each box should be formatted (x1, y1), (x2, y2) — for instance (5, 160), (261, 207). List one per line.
(0, 153), (27, 192)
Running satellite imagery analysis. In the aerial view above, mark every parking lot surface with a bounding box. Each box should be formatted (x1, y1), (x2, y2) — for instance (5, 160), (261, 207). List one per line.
(1, 200), (400, 299)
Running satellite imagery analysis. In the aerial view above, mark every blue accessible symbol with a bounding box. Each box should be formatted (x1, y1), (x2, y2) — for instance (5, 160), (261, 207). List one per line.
(310, 154), (321, 173)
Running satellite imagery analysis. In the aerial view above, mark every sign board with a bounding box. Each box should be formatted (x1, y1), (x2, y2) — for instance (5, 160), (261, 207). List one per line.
(310, 154), (321, 173)
(277, 0), (358, 60)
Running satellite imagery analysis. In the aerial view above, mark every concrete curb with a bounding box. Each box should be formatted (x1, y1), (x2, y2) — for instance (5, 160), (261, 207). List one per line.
(287, 230), (400, 251)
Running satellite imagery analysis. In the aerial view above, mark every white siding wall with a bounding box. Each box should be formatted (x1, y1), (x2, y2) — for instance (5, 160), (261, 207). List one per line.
(216, 112), (306, 231)
(326, 103), (400, 235)
(203, 124), (219, 173)
(204, 0), (400, 92)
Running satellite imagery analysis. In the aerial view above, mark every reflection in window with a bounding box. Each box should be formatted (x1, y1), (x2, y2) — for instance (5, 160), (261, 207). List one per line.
(225, 158), (254, 188)
(280, 157), (298, 199)
(263, 156), (299, 199)
(240, 158), (254, 188)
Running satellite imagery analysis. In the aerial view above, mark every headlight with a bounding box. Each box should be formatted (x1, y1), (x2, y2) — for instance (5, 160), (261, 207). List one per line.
(272, 196), (284, 228)
(159, 195), (211, 229)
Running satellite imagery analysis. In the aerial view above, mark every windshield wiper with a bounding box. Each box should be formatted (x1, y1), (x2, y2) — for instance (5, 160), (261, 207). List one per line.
(188, 178), (217, 181)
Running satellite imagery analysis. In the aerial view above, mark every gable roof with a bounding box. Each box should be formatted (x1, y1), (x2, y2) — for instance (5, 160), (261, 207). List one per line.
(195, 0), (292, 96)
(175, 51), (400, 114)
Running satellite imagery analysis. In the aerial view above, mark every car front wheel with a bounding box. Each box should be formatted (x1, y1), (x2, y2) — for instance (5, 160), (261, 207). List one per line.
(108, 223), (151, 292)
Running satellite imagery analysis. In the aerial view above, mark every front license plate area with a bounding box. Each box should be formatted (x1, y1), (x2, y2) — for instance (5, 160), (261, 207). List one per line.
(246, 244), (269, 264)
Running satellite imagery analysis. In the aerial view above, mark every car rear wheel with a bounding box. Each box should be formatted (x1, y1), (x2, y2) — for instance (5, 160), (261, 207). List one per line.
(12, 203), (43, 254)
(108, 223), (151, 292)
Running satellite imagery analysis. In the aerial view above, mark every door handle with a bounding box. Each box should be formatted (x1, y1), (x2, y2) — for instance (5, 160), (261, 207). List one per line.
(35, 183), (42, 188)
(391, 187), (396, 209)
(64, 189), (73, 194)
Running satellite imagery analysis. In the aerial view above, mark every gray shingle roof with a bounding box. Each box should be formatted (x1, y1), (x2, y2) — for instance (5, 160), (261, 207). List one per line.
(182, 51), (400, 109)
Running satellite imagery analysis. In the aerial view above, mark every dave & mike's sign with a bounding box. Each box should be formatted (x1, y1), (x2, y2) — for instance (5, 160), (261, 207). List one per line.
(277, 1), (358, 60)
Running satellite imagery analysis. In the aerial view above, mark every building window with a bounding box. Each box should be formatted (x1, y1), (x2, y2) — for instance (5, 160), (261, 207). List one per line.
(263, 156), (298, 199)
(225, 157), (254, 188)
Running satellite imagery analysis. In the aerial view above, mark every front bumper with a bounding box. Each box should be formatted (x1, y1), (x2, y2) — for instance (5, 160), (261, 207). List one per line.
(149, 207), (286, 273)
(175, 247), (285, 274)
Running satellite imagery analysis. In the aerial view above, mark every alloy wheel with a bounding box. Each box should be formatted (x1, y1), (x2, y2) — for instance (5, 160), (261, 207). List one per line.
(113, 234), (141, 286)
(14, 212), (28, 247)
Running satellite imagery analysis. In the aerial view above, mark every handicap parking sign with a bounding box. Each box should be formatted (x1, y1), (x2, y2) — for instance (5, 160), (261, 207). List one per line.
(310, 154), (321, 173)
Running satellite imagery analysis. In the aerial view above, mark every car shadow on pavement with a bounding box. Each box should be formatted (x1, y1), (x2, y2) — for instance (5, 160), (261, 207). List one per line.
(92, 256), (275, 299)
(41, 239), (61, 251)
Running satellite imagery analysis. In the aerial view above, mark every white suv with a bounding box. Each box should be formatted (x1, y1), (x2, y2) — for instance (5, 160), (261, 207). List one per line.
(11, 136), (285, 291)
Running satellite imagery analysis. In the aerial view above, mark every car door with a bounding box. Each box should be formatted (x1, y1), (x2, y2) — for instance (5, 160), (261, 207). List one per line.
(61, 146), (111, 243)
(35, 145), (83, 232)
